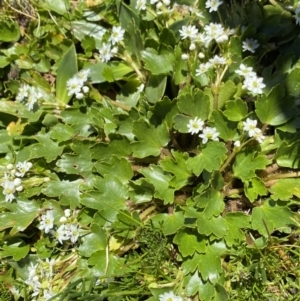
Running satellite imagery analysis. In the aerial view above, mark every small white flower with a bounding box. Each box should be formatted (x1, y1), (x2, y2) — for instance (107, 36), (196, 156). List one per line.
(253, 128), (265, 143)
(159, 291), (183, 301)
(209, 54), (226, 65)
(162, 0), (170, 5)
(67, 76), (83, 96)
(181, 53), (189, 60)
(68, 224), (80, 243)
(76, 92), (84, 99)
(77, 69), (90, 83)
(109, 26), (125, 45)
(196, 62), (211, 76)
(187, 117), (204, 134)
(243, 75), (265, 95)
(242, 118), (258, 137)
(235, 64), (256, 78)
(99, 42), (114, 63)
(199, 127), (220, 144)
(55, 225), (68, 244)
(198, 52), (205, 59)
(2, 176), (16, 202)
(189, 43), (196, 50)
(64, 209), (71, 217)
(242, 38), (260, 53)
(16, 84), (30, 102)
(295, 6), (300, 25)
(234, 140), (241, 148)
(16, 161), (32, 177)
(136, 0), (147, 10)
(39, 210), (54, 234)
(179, 25), (199, 40)
(204, 23), (228, 46)
(82, 86), (89, 94)
(205, 0), (223, 12)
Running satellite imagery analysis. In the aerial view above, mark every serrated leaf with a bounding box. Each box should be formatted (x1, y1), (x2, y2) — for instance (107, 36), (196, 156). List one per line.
(177, 91), (210, 120)
(56, 44), (78, 104)
(141, 50), (173, 75)
(194, 188), (225, 218)
(256, 84), (294, 125)
(187, 142), (227, 176)
(212, 110), (238, 141)
(145, 75), (167, 103)
(224, 213), (250, 247)
(151, 211), (184, 235)
(160, 151), (192, 189)
(244, 177), (268, 202)
(218, 80), (237, 109)
(173, 114), (192, 133)
(276, 141), (300, 168)
(131, 120), (169, 158)
(269, 179), (300, 201)
(173, 229), (206, 257)
(198, 251), (222, 284)
(139, 165), (175, 204)
(224, 99), (248, 121)
(183, 271), (215, 300)
(251, 199), (296, 236)
(50, 123), (74, 142)
(286, 67), (300, 98)
(182, 253), (202, 276)
(233, 151), (268, 181)
(0, 20), (20, 42)
(0, 238), (30, 261)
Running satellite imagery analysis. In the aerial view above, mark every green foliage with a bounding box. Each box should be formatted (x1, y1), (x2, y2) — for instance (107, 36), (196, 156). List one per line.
(0, 0), (300, 300)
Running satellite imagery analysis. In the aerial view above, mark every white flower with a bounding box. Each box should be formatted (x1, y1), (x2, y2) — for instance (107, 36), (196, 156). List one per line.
(66, 76), (83, 96)
(235, 64), (256, 78)
(64, 209), (71, 217)
(77, 69), (90, 83)
(76, 92), (84, 99)
(196, 62), (211, 76)
(203, 23), (228, 46)
(55, 225), (68, 244)
(136, 0), (147, 10)
(187, 117), (204, 134)
(67, 224), (80, 243)
(16, 161), (32, 177)
(242, 118), (258, 137)
(181, 53), (189, 60)
(253, 128), (265, 143)
(295, 6), (300, 25)
(209, 54), (226, 65)
(199, 127), (219, 144)
(205, 0), (223, 12)
(242, 38), (260, 53)
(2, 176), (17, 202)
(234, 140), (241, 148)
(39, 210), (54, 234)
(99, 42), (114, 63)
(243, 75), (265, 95)
(16, 84), (30, 102)
(159, 291), (183, 301)
(109, 26), (125, 45)
(179, 25), (199, 40)
(82, 86), (89, 94)
(189, 43), (196, 50)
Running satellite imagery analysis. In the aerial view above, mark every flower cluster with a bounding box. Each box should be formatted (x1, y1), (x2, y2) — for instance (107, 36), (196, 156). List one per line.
(66, 69), (90, 99)
(150, 0), (172, 14)
(242, 118), (265, 143)
(98, 25), (125, 63)
(39, 209), (80, 244)
(196, 54), (227, 76)
(187, 117), (220, 144)
(25, 258), (56, 300)
(159, 291), (182, 301)
(1, 162), (32, 202)
(235, 63), (266, 95)
(16, 84), (43, 110)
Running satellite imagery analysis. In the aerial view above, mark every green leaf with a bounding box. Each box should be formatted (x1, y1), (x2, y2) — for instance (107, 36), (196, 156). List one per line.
(151, 211), (184, 235)
(183, 271), (215, 300)
(256, 84), (295, 125)
(244, 177), (268, 202)
(0, 20), (20, 42)
(187, 142), (227, 176)
(194, 188), (225, 219)
(177, 91), (211, 121)
(29, 132), (64, 163)
(182, 253), (202, 275)
(80, 175), (128, 226)
(39, 0), (70, 15)
(141, 50), (173, 75)
(56, 44), (78, 104)
(0, 200), (40, 235)
(212, 110), (238, 141)
(218, 80), (237, 110)
(224, 213), (250, 247)
(42, 179), (83, 209)
(276, 141), (300, 168)
(70, 20), (106, 41)
(78, 228), (107, 257)
(286, 67), (300, 98)
(145, 75), (167, 103)
(198, 251), (222, 284)
(49, 123), (74, 142)
(160, 151), (193, 189)
(251, 199), (296, 236)
(233, 151), (268, 181)
(269, 179), (300, 201)
(88, 62), (133, 83)
(0, 238), (29, 261)
(131, 120), (169, 158)
(173, 229), (206, 257)
(173, 114), (193, 133)
(224, 99), (248, 121)
(139, 165), (175, 204)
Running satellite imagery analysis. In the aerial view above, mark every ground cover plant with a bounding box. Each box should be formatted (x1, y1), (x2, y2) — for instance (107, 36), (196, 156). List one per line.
(1, 0), (300, 300)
